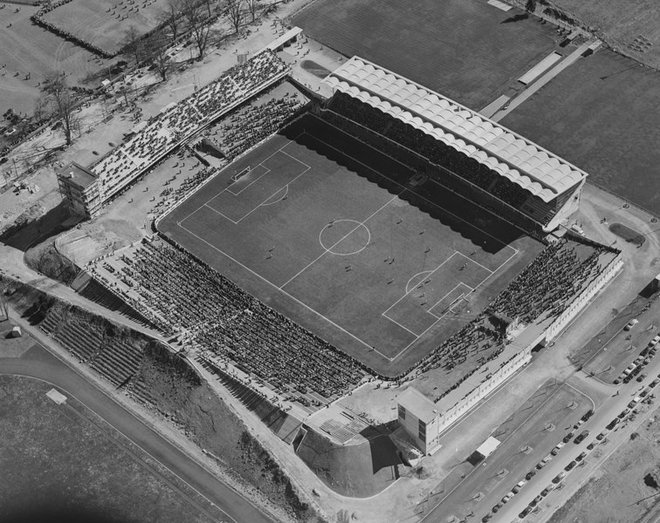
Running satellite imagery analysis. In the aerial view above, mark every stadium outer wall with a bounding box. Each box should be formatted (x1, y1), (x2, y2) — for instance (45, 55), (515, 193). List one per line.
(417, 248), (623, 454)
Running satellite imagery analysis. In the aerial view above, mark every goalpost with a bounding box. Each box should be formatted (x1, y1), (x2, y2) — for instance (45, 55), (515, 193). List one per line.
(232, 166), (251, 182)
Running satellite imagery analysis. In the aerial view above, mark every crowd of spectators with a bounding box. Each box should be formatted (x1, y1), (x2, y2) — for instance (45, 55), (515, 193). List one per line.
(410, 239), (609, 382)
(113, 238), (366, 399)
(93, 50), (288, 202)
(34, 0), (162, 57)
(487, 240), (606, 323)
(417, 317), (505, 376)
(32, 0), (113, 58)
(206, 94), (305, 160)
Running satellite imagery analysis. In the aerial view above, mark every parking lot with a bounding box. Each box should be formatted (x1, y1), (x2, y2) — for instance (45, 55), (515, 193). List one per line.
(419, 379), (590, 522)
(496, 369), (660, 522)
(580, 287), (660, 384)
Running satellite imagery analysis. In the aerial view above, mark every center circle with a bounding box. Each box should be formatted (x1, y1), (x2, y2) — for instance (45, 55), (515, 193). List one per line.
(319, 219), (371, 256)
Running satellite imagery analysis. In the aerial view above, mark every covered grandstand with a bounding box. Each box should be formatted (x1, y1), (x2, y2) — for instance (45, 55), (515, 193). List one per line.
(58, 50), (290, 217)
(322, 56), (587, 232)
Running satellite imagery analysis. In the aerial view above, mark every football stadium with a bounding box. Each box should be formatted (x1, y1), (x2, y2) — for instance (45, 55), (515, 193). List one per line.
(64, 47), (621, 424)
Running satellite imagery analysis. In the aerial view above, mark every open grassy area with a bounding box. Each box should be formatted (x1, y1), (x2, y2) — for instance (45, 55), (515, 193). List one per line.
(502, 49), (660, 215)
(292, 0), (559, 109)
(0, 375), (217, 523)
(41, 0), (170, 56)
(548, 0), (660, 69)
(159, 114), (541, 375)
(0, 4), (105, 115)
(1, 278), (320, 522)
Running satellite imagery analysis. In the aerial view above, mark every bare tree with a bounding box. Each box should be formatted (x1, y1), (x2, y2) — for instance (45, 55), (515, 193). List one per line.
(181, 0), (211, 59)
(144, 34), (171, 82)
(225, 0), (243, 33)
(123, 25), (144, 65)
(202, 0), (215, 18)
(246, 0), (260, 23)
(41, 72), (77, 145)
(161, 0), (183, 42)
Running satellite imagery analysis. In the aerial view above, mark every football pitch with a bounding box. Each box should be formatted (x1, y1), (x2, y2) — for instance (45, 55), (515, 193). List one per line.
(159, 116), (542, 375)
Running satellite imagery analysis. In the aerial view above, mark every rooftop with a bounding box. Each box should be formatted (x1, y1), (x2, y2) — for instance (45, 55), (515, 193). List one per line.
(57, 162), (98, 190)
(398, 387), (438, 423)
(324, 56), (588, 203)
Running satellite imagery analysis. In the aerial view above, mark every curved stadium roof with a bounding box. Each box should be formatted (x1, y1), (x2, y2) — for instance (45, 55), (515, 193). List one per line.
(323, 57), (587, 203)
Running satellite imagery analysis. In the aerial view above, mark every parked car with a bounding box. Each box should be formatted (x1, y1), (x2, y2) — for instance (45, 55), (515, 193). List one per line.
(552, 442), (565, 455)
(596, 431), (608, 440)
(563, 432), (575, 443)
(581, 410), (594, 422)
(519, 507), (532, 519)
(625, 319), (639, 330)
(576, 451), (588, 462)
(525, 470), (536, 480)
(553, 472), (567, 483)
(565, 460), (577, 471)
(574, 430), (590, 444)
(637, 373), (647, 382)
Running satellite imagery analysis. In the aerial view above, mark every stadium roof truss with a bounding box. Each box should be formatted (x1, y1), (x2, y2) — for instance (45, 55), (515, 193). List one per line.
(324, 56), (587, 203)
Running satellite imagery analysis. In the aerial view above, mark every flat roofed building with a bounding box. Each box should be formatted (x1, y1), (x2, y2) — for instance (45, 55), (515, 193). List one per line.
(397, 387), (442, 454)
(56, 162), (101, 218)
(324, 56), (588, 232)
(475, 436), (501, 459)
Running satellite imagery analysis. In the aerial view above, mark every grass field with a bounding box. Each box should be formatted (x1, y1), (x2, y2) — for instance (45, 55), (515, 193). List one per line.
(159, 114), (541, 375)
(549, 0), (660, 69)
(0, 374), (217, 523)
(292, 0), (559, 109)
(501, 49), (660, 215)
(0, 4), (105, 115)
(42, 0), (170, 55)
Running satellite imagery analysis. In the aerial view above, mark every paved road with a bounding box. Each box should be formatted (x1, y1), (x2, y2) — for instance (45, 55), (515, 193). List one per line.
(0, 344), (273, 523)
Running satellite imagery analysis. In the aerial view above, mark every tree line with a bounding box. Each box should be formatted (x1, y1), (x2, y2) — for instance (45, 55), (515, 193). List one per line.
(38, 0), (265, 147)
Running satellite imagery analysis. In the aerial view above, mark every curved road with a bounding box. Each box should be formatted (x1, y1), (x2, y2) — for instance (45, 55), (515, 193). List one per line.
(0, 344), (273, 523)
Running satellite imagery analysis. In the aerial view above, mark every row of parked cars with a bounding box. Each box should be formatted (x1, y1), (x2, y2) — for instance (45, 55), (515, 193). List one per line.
(607, 375), (659, 432)
(482, 370), (660, 522)
(482, 411), (595, 521)
(517, 375), (660, 520)
(615, 331), (659, 385)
